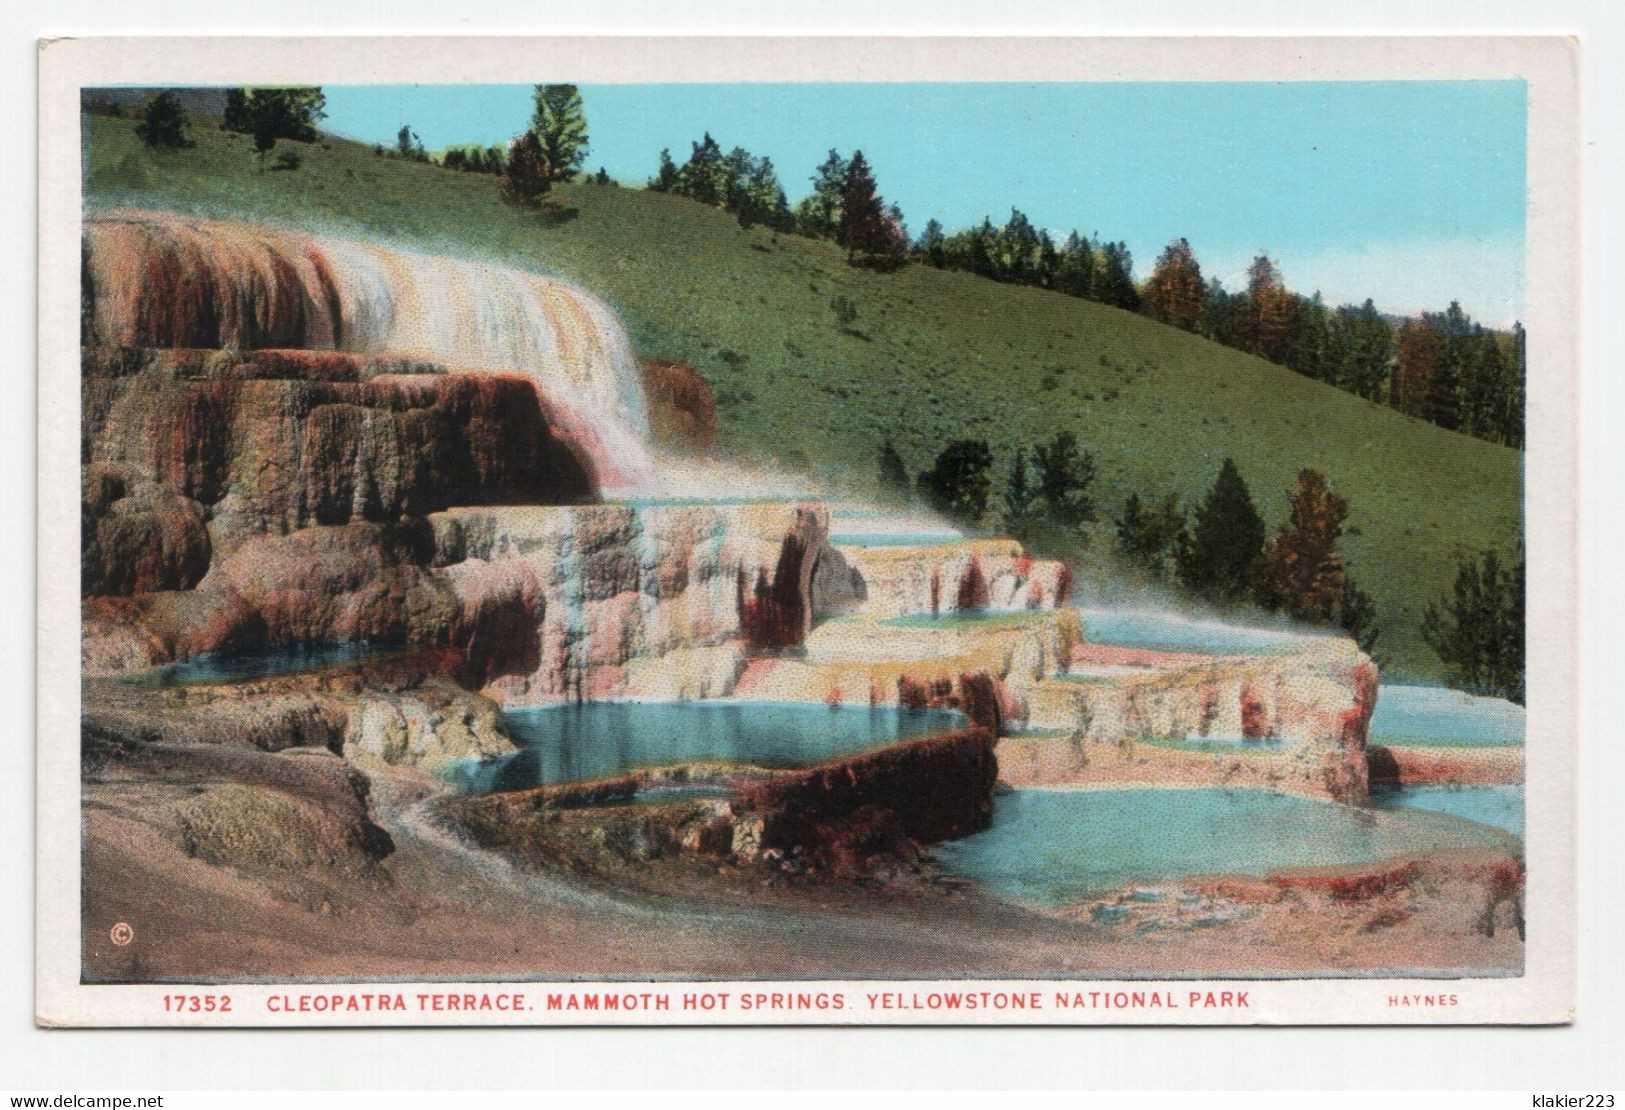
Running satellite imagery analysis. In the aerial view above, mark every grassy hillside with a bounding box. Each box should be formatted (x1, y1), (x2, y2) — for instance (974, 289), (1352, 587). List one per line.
(83, 115), (1525, 681)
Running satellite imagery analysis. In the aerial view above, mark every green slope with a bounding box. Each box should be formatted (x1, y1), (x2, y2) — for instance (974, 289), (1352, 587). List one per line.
(83, 115), (1525, 681)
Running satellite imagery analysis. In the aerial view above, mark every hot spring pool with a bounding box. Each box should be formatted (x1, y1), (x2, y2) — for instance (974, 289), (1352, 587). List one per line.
(129, 641), (406, 686)
(1077, 609), (1321, 655)
(829, 532), (967, 548)
(933, 787), (1518, 908)
(444, 700), (967, 793)
(1370, 685), (1525, 748)
(881, 610), (1053, 631)
(1371, 784), (1524, 836)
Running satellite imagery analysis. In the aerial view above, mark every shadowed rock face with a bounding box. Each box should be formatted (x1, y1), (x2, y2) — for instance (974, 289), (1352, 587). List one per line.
(735, 729), (999, 871)
(437, 727), (998, 878)
(82, 348), (597, 584)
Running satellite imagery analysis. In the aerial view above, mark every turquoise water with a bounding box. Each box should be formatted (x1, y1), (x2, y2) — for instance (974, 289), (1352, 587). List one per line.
(129, 641), (405, 686)
(447, 701), (967, 793)
(829, 532), (964, 548)
(615, 496), (783, 509)
(882, 611), (1049, 630)
(1078, 609), (1316, 655)
(934, 787), (1515, 908)
(1139, 735), (1286, 755)
(1370, 685), (1525, 748)
(1372, 785), (1524, 836)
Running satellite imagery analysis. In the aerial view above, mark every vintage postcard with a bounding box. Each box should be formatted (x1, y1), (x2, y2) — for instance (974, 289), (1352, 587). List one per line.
(36, 35), (1577, 1026)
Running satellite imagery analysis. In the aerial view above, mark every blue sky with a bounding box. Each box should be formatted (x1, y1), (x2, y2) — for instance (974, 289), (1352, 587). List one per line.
(321, 81), (1527, 324)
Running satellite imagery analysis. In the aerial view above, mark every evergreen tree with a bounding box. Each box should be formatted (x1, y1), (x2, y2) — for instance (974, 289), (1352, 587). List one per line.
(396, 124), (425, 161)
(1142, 238), (1206, 332)
(1289, 292), (1333, 383)
(136, 91), (193, 149)
(801, 148), (849, 239)
(676, 133), (727, 205)
(1336, 577), (1381, 656)
(1261, 469), (1350, 622)
(1179, 457), (1267, 605)
(1201, 278), (1247, 348)
(1420, 301), (1472, 431)
(734, 155), (788, 229)
(1031, 431), (1097, 529)
(837, 150), (905, 268)
(222, 87), (326, 143)
(878, 442), (910, 497)
(1095, 241), (1140, 311)
(1246, 254), (1296, 364)
(501, 131), (552, 207)
(997, 209), (1042, 285)
(529, 84), (588, 182)
(648, 147), (679, 191)
(1506, 322), (1528, 449)
(1001, 449), (1042, 542)
(1421, 549), (1525, 703)
(913, 219), (946, 267)
(1053, 231), (1094, 298)
(1116, 492), (1188, 579)
(1337, 299), (1395, 403)
(916, 440), (994, 525)
(1460, 327), (1510, 442)
(1393, 316), (1443, 418)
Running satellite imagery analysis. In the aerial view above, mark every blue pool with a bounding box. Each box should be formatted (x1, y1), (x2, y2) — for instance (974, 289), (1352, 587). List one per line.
(882, 610), (1051, 630)
(1371, 784), (1524, 837)
(829, 532), (966, 548)
(933, 787), (1517, 908)
(1370, 685), (1525, 748)
(1078, 609), (1319, 655)
(129, 641), (405, 686)
(445, 701), (967, 793)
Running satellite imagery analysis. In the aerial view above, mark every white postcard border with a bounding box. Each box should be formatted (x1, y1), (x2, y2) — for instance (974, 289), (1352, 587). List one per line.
(35, 33), (1579, 1028)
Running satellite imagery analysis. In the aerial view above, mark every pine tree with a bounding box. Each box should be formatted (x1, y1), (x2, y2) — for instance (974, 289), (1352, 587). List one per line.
(804, 149), (849, 239)
(1261, 469), (1350, 622)
(222, 87), (326, 143)
(1246, 254), (1295, 364)
(1095, 242), (1140, 311)
(1506, 322), (1527, 449)
(1393, 317), (1443, 418)
(1460, 328), (1510, 442)
(1179, 458), (1267, 605)
(1116, 492), (1188, 579)
(677, 133), (726, 205)
(1053, 232), (1094, 299)
(1337, 299), (1394, 402)
(1142, 238), (1206, 332)
(529, 84), (588, 182)
(1001, 449), (1042, 542)
(1421, 549), (1525, 703)
(913, 219), (946, 267)
(1336, 577), (1381, 656)
(998, 209), (1041, 285)
(1031, 431), (1097, 529)
(1290, 293), (1333, 382)
(916, 440), (993, 525)
(648, 148), (679, 192)
(878, 442), (910, 497)
(837, 151), (905, 269)
(1201, 278), (1246, 347)
(136, 91), (193, 149)
(501, 131), (552, 207)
